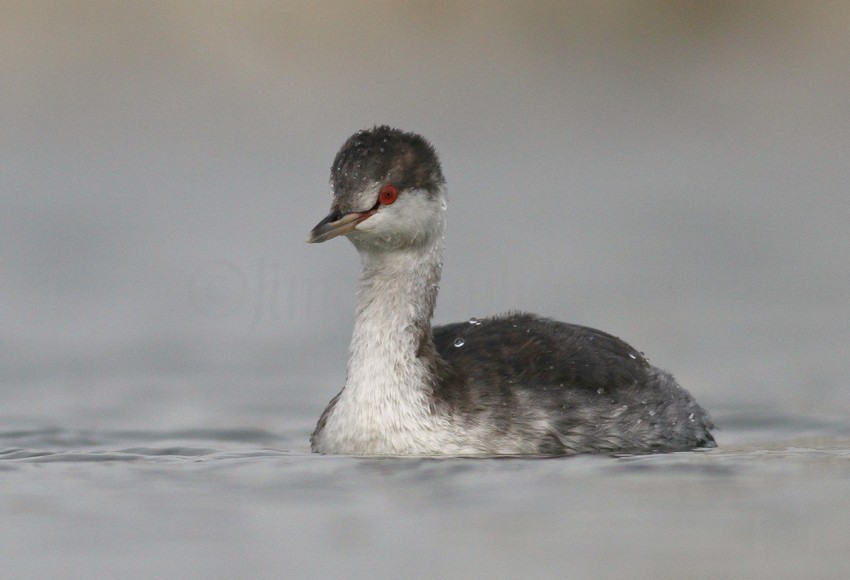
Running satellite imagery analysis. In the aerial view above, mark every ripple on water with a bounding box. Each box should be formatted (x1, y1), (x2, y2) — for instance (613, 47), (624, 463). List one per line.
(0, 427), (298, 465)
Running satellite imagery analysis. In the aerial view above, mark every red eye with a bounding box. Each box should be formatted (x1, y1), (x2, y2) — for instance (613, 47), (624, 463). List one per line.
(379, 184), (398, 205)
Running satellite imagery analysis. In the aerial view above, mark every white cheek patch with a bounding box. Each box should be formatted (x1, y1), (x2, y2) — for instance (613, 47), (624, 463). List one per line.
(355, 188), (445, 243)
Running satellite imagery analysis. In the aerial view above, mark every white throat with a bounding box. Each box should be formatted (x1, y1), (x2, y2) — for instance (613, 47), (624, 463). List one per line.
(312, 194), (458, 454)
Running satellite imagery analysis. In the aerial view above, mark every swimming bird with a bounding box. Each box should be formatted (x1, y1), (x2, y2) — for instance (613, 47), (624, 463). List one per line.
(307, 125), (715, 456)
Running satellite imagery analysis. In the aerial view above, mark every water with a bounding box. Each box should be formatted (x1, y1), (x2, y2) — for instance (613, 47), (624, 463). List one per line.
(3, 3), (850, 578)
(2, 372), (849, 580)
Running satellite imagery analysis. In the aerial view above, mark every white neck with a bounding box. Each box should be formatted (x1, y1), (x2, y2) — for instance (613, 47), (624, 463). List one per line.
(313, 224), (455, 454)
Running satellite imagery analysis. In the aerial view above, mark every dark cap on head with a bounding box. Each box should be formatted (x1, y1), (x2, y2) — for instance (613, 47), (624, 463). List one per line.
(331, 126), (445, 202)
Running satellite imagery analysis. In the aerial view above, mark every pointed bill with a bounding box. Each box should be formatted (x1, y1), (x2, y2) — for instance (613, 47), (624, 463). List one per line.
(306, 209), (374, 243)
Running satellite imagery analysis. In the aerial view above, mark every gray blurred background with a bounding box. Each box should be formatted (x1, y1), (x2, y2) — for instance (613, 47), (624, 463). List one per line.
(3, 1), (849, 424)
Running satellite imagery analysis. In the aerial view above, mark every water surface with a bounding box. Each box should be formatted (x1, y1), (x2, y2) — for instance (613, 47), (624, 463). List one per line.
(2, 386), (848, 580)
(3, 3), (850, 578)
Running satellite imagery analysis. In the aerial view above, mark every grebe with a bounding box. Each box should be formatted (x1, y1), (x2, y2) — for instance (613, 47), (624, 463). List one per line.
(307, 126), (715, 456)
